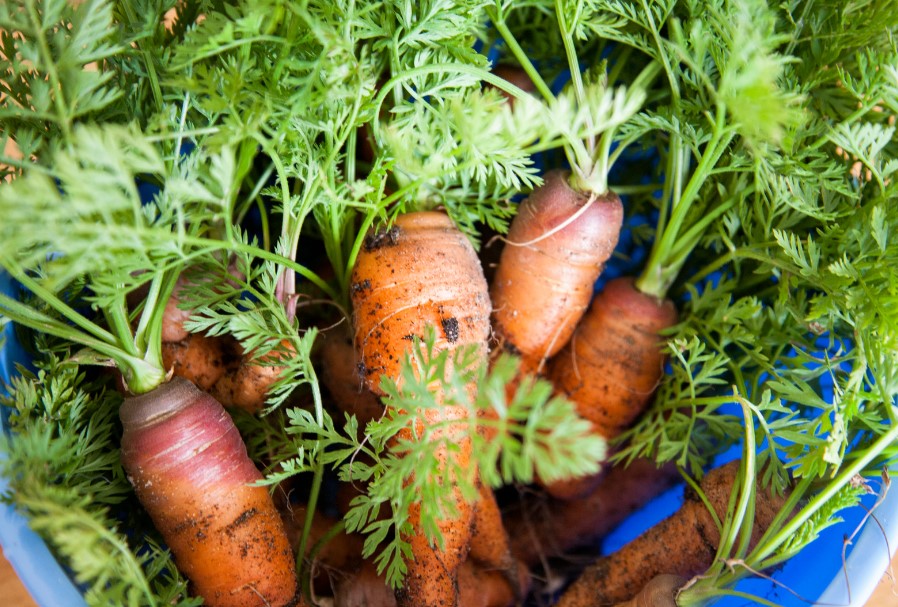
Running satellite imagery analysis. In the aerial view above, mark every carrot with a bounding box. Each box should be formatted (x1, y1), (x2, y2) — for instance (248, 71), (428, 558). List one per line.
(350, 211), (491, 607)
(319, 330), (385, 425)
(507, 458), (681, 567)
(543, 277), (678, 499)
(554, 461), (790, 607)
(468, 482), (526, 601)
(211, 339), (294, 414)
(332, 558), (528, 607)
(612, 574), (686, 607)
(119, 377), (300, 607)
(489, 170), (624, 376)
(160, 333), (236, 392)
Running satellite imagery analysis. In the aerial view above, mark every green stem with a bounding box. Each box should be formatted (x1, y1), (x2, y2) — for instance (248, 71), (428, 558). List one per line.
(488, 8), (555, 104)
(636, 110), (734, 299)
(555, 0), (594, 157)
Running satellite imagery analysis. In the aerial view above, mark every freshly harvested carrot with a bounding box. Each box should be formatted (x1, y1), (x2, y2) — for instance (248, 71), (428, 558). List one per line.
(318, 330), (385, 425)
(161, 333), (236, 392)
(351, 211), (491, 393)
(612, 574), (686, 607)
(555, 461), (790, 607)
(211, 339), (294, 413)
(350, 211), (491, 607)
(543, 277), (678, 499)
(332, 558), (528, 607)
(468, 482), (525, 600)
(490, 170), (623, 375)
(507, 458), (681, 567)
(119, 377), (299, 607)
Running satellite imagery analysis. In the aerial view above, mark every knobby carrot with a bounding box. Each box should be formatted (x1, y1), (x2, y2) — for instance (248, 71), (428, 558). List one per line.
(543, 277), (678, 499)
(350, 211), (492, 607)
(119, 377), (300, 607)
(490, 170), (624, 376)
(555, 461), (789, 607)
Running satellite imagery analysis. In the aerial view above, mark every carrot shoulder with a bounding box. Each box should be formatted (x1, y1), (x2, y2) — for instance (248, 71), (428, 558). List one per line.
(350, 211), (491, 607)
(119, 378), (299, 607)
(490, 170), (623, 374)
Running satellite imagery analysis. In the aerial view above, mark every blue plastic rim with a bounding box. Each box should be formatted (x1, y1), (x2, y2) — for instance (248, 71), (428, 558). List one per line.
(1, 269), (897, 606)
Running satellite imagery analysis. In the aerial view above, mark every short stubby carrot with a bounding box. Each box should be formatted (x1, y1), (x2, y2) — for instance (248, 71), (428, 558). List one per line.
(490, 170), (623, 375)
(544, 276), (678, 499)
(350, 211), (492, 607)
(119, 377), (299, 607)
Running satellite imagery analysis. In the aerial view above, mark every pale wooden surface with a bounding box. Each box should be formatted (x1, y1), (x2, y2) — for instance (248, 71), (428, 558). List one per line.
(0, 545), (895, 606)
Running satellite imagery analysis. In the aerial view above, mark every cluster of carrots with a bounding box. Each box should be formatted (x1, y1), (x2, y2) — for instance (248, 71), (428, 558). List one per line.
(134, 85), (783, 606)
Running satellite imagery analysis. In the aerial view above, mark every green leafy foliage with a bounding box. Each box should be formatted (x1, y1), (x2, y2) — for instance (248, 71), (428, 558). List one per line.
(268, 328), (604, 588)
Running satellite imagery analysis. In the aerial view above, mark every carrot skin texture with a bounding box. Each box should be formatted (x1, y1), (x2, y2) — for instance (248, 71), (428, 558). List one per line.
(544, 277), (678, 499)
(319, 331), (385, 425)
(161, 334), (235, 392)
(350, 212), (491, 607)
(555, 461), (790, 607)
(351, 211), (492, 394)
(490, 170), (623, 373)
(211, 340), (292, 414)
(120, 378), (298, 607)
(507, 459), (681, 567)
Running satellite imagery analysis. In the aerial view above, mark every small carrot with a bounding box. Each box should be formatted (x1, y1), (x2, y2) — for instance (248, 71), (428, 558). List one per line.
(554, 461), (790, 607)
(318, 330), (385, 425)
(543, 277), (678, 499)
(119, 377), (299, 607)
(490, 170), (624, 376)
(350, 211), (491, 607)
(211, 339), (294, 414)
(161, 333), (236, 392)
(507, 458), (681, 567)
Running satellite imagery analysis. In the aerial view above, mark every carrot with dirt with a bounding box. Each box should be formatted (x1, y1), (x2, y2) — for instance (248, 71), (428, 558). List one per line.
(318, 329), (385, 425)
(554, 460), (790, 607)
(0, 128), (309, 607)
(544, 277), (679, 499)
(507, 458), (681, 567)
(349, 211), (491, 607)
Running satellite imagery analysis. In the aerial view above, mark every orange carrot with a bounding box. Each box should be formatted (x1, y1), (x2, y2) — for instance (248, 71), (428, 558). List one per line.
(507, 458), (681, 567)
(490, 170), (623, 376)
(468, 482), (526, 601)
(161, 333), (236, 392)
(318, 330), (385, 425)
(119, 377), (299, 607)
(555, 461), (789, 607)
(332, 558), (528, 607)
(350, 211), (491, 607)
(543, 277), (678, 499)
(211, 339), (294, 414)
